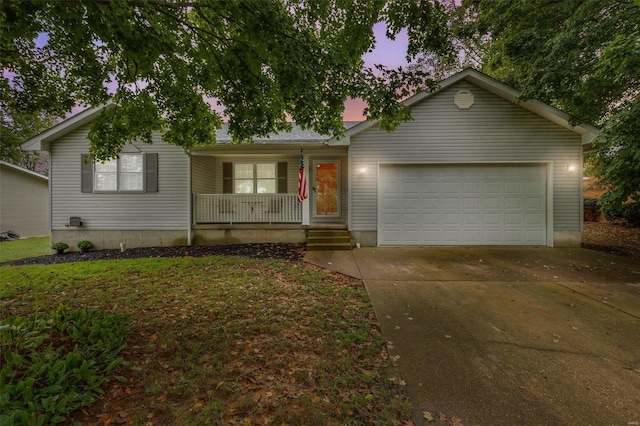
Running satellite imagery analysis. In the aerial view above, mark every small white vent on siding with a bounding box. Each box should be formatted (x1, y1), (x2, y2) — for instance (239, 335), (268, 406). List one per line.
(454, 90), (474, 110)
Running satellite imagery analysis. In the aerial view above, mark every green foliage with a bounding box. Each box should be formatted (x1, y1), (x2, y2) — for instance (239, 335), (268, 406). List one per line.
(621, 201), (640, 226)
(599, 200), (640, 226)
(601, 203), (624, 224)
(461, 0), (640, 207)
(1, 0), (452, 161)
(584, 198), (601, 222)
(0, 305), (129, 425)
(77, 240), (94, 251)
(50, 242), (68, 253)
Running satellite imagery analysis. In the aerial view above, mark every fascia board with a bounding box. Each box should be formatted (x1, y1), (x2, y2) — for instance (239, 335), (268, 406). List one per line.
(20, 104), (111, 151)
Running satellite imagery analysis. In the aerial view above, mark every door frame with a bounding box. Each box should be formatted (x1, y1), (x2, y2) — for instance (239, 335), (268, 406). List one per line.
(312, 159), (342, 220)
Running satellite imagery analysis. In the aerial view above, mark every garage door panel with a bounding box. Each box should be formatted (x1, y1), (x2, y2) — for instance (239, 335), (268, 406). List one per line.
(504, 198), (522, 209)
(402, 197), (420, 209)
(525, 213), (544, 225)
(505, 182), (523, 194)
(483, 182), (502, 194)
(484, 198), (502, 209)
(463, 213), (481, 225)
(525, 197), (544, 209)
(381, 213), (399, 225)
(379, 164), (547, 246)
(423, 183), (441, 193)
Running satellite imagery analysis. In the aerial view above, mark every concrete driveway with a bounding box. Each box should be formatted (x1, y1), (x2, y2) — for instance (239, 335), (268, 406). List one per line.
(305, 247), (640, 425)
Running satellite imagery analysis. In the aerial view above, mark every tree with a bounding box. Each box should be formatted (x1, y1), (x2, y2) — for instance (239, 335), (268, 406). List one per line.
(0, 106), (53, 174)
(459, 0), (640, 208)
(406, 0), (488, 81)
(1, 0), (452, 161)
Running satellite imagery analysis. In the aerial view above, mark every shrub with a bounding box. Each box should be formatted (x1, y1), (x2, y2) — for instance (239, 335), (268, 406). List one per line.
(583, 198), (600, 222)
(77, 240), (94, 251)
(50, 242), (69, 254)
(0, 305), (130, 425)
(621, 201), (640, 226)
(601, 202), (621, 223)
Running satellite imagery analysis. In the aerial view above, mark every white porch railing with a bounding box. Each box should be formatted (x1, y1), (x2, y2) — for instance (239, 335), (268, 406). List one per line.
(193, 194), (302, 224)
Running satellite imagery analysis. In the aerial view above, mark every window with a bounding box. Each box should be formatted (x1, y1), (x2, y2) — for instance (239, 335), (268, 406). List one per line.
(93, 154), (144, 192)
(233, 163), (276, 194)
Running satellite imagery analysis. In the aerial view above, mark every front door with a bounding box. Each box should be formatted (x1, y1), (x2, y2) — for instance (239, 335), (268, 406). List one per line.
(313, 161), (340, 218)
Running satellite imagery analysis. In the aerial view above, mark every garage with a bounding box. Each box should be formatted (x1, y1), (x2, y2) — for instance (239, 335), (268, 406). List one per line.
(378, 164), (547, 246)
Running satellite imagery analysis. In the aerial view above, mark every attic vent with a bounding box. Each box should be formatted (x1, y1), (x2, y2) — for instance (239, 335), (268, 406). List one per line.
(454, 90), (474, 110)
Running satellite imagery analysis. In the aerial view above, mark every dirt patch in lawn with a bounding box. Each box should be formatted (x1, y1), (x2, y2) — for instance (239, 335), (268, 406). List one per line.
(582, 221), (640, 259)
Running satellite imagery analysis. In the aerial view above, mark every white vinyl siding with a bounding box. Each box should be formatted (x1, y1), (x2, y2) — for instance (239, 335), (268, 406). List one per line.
(50, 124), (188, 230)
(350, 80), (582, 235)
(191, 156), (215, 194)
(0, 164), (49, 237)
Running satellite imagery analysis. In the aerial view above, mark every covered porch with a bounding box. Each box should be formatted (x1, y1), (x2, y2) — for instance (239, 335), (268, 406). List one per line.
(188, 141), (349, 244)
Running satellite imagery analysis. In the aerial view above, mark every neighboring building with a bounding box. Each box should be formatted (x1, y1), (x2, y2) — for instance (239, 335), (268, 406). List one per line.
(21, 69), (598, 250)
(0, 161), (49, 237)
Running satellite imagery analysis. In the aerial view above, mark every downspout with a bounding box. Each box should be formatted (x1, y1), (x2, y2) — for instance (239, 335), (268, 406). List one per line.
(186, 150), (192, 246)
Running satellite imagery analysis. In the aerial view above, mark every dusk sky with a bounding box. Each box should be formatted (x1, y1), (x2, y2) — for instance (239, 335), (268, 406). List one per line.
(345, 23), (410, 120)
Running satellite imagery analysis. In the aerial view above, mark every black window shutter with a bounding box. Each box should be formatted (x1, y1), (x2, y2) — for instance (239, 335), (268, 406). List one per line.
(145, 153), (158, 192)
(81, 154), (93, 193)
(222, 162), (232, 194)
(277, 162), (287, 193)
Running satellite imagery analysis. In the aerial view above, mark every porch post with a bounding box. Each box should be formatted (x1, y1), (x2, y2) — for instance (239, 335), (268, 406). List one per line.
(302, 152), (310, 225)
(187, 151), (193, 245)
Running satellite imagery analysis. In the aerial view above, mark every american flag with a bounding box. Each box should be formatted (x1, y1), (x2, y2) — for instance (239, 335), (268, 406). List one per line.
(297, 148), (308, 203)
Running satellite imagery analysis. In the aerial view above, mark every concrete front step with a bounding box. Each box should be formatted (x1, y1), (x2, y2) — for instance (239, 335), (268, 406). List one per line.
(307, 236), (352, 244)
(307, 244), (352, 251)
(306, 230), (352, 251)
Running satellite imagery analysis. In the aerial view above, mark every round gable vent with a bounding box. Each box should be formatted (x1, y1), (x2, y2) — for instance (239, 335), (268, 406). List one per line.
(454, 90), (474, 110)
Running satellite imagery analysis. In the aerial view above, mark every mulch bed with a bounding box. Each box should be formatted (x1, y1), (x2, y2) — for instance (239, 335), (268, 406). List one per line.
(581, 221), (640, 260)
(1, 243), (306, 267)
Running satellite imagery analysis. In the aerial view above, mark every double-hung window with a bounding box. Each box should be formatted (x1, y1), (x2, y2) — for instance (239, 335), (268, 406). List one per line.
(94, 154), (144, 192)
(233, 163), (276, 194)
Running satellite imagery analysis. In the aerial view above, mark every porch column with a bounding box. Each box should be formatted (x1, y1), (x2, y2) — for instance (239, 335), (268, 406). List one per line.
(302, 152), (310, 225)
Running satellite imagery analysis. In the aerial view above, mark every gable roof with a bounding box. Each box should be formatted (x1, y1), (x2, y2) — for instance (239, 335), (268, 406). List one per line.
(0, 161), (49, 181)
(327, 68), (600, 146)
(21, 104), (111, 152)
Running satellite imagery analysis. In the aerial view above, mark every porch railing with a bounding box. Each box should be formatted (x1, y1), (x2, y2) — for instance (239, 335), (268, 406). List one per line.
(193, 194), (302, 224)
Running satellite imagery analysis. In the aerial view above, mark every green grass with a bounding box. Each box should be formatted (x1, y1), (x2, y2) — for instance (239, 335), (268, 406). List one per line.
(0, 236), (50, 263)
(1, 255), (412, 425)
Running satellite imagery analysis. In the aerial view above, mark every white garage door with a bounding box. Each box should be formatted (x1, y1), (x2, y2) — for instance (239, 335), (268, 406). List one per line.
(379, 164), (547, 246)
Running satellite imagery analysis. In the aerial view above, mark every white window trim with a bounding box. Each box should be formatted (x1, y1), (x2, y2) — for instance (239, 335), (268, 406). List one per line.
(233, 162), (277, 194)
(94, 153), (146, 193)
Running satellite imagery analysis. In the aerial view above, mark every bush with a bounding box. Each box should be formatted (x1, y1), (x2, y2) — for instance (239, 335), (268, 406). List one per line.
(50, 242), (68, 254)
(0, 305), (130, 425)
(583, 198), (600, 222)
(621, 201), (640, 226)
(601, 203), (622, 223)
(77, 240), (94, 251)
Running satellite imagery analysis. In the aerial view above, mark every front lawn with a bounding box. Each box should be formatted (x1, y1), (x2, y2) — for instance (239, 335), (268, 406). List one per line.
(1, 256), (411, 425)
(0, 236), (50, 263)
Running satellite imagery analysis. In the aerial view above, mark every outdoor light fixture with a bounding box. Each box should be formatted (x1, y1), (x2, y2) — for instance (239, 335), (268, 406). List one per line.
(567, 164), (578, 173)
(359, 167), (368, 175)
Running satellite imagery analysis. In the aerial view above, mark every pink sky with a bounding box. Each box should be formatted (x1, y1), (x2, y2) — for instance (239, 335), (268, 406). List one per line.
(344, 23), (410, 120)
